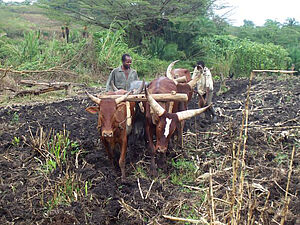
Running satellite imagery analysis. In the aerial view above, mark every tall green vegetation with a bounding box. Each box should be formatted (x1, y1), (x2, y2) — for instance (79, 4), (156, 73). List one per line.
(38, 0), (224, 62)
(196, 35), (291, 76)
(229, 18), (300, 71)
(1, 2), (299, 79)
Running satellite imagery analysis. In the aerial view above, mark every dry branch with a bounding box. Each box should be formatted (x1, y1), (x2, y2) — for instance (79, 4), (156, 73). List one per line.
(162, 215), (209, 224)
(252, 70), (297, 74)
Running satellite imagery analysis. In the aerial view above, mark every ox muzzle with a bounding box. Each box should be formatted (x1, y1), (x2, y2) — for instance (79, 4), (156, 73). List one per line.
(101, 130), (114, 138)
(156, 145), (167, 153)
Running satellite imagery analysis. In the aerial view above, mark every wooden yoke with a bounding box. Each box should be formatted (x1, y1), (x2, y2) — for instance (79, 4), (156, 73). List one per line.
(96, 93), (188, 102)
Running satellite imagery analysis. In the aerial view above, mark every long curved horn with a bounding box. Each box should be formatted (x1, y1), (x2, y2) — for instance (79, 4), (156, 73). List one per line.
(176, 105), (211, 121)
(133, 79), (145, 94)
(111, 81), (118, 91)
(115, 90), (132, 104)
(145, 88), (165, 116)
(166, 60), (179, 81)
(188, 70), (202, 89)
(86, 91), (101, 105)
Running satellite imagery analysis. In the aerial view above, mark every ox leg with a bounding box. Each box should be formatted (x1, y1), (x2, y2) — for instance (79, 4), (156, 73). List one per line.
(145, 122), (157, 176)
(102, 140), (115, 167)
(119, 139), (127, 182)
(179, 121), (184, 148)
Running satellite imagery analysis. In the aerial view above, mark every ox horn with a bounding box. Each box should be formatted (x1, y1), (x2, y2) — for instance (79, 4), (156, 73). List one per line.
(115, 90), (132, 104)
(176, 105), (211, 121)
(86, 91), (101, 105)
(145, 88), (165, 116)
(133, 79), (145, 94)
(187, 70), (202, 89)
(111, 81), (118, 91)
(166, 60), (179, 84)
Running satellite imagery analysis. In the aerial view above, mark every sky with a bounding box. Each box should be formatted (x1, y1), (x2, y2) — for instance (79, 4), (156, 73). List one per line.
(215, 0), (300, 26)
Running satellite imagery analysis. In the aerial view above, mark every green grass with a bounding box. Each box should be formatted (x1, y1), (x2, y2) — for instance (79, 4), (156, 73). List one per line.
(171, 158), (197, 186)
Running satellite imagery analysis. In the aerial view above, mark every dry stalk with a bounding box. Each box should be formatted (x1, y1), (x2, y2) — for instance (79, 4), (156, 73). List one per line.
(162, 215), (209, 224)
(231, 72), (254, 224)
(259, 191), (270, 224)
(209, 167), (216, 224)
(230, 143), (237, 222)
(145, 179), (155, 199)
(280, 145), (295, 225)
(118, 198), (143, 221)
(137, 178), (145, 199)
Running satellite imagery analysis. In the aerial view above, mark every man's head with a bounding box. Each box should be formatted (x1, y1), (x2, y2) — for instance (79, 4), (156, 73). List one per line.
(197, 60), (205, 70)
(122, 54), (132, 69)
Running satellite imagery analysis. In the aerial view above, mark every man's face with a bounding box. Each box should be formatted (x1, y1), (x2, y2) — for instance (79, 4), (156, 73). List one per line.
(123, 56), (132, 69)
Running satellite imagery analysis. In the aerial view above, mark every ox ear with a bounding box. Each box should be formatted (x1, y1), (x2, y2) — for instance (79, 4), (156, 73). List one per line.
(86, 106), (99, 114)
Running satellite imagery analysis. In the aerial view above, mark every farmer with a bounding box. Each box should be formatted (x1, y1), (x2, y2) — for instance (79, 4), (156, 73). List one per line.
(105, 54), (139, 91)
(192, 60), (217, 122)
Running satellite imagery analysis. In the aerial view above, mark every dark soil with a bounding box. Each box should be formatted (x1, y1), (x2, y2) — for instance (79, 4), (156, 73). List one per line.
(0, 75), (299, 224)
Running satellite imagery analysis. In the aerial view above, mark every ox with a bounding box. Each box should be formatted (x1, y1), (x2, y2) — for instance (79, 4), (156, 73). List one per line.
(85, 90), (135, 181)
(111, 80), (147, 146)
(166, 60), (203, 145)
(128, 80), (149, 146)
(144, 76), (209, 175)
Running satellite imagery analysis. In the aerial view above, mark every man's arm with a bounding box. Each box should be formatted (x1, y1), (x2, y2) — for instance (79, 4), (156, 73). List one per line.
(105, 70), (115, 92)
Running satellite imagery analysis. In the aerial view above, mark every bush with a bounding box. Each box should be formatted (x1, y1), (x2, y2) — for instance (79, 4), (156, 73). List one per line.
(196, 35), (291, 77)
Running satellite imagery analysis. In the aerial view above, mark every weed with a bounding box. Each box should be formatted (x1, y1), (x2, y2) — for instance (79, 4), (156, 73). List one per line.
(28, 127), (90, 210)
(275, 153), (288, 165)
(11, 136), (20, 146)
(134, 165), (147, 179)
(46, 175), (82, 210)
(11, 112), (19, 124)
(175, 202), (206, 223)
(171, 159), (197, 186)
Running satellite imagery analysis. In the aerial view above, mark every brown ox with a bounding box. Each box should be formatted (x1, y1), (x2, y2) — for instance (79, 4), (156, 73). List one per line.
(166, 60), (203, 145)
(144, 76), (209, 175)
(85, 90), (135, 181)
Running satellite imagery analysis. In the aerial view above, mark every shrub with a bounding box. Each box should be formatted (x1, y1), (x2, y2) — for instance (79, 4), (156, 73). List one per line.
(196, 35), (291, 77)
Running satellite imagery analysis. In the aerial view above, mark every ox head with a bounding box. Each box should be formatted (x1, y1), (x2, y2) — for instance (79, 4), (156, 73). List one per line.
(166, 60), (203, 90)
(85, 91), (131, 137)
(146, 88), (210, 153)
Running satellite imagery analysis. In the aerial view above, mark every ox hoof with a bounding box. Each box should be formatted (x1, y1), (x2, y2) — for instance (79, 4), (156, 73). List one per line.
(150, 168), (158, 177)
(212, 116), (217, 123)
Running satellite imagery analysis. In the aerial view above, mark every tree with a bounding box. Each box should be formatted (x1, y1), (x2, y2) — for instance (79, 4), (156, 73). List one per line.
(243, 20), (255, 27)
(38, 0), (217, 47)
(284, 18), (299, 26)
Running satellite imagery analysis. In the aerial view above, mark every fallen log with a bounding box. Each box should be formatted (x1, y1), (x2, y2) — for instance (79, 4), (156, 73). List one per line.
(96, 93), (188, 102)
(19, 79), (85, 87)
(14, 85), (72, 97)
